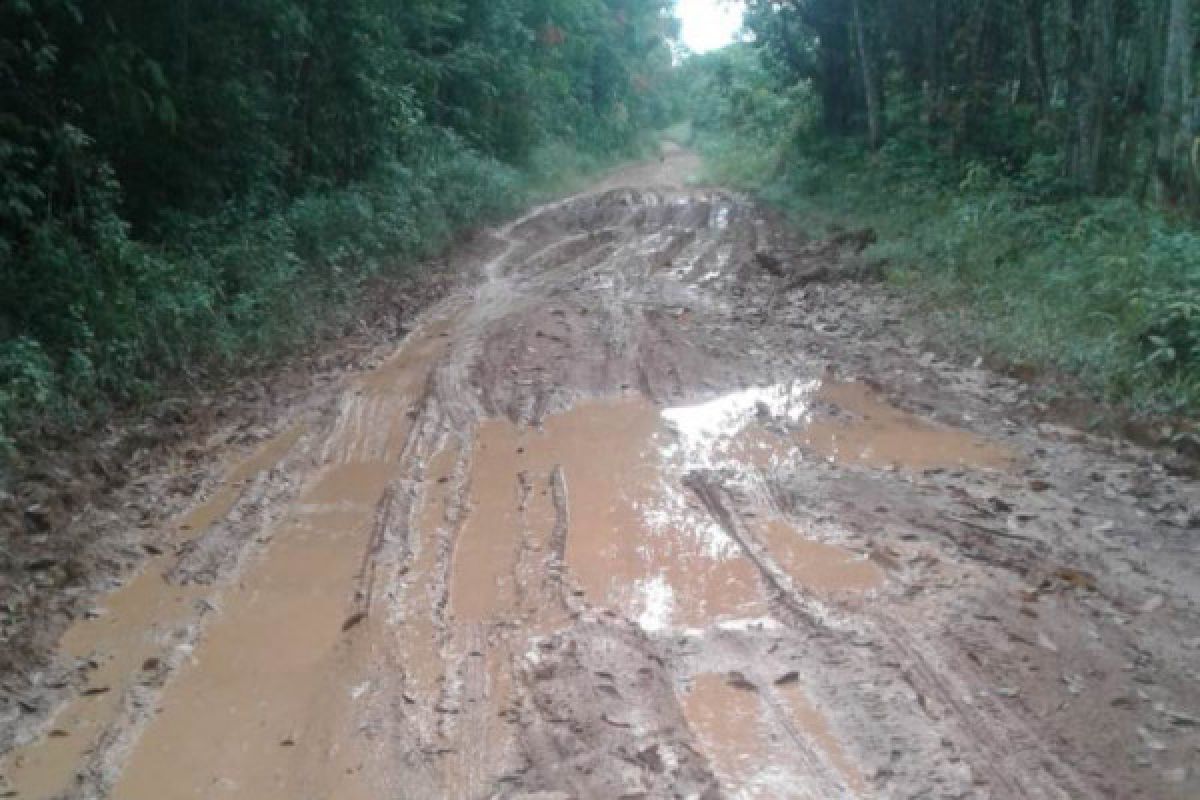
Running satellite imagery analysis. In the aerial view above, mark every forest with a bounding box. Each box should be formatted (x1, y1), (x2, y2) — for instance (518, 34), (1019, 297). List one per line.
(0, 0), (680, 455)
(4, 0), (1200, 461)
(4, 7), (1200, 797)
(688, 0), (1200, 427)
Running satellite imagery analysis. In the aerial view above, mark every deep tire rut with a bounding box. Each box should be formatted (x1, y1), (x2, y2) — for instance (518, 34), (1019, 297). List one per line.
(3, 148), (1198, 800)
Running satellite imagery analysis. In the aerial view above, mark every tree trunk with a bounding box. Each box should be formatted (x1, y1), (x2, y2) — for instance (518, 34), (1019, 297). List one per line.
(1021, 0), (1050, 112)
(1066, 0), (1115, 192)
(1079, 0), (1115, 192)
(812, 16), (858, 136)
(1065, 0), (1087, 184)
(1156, 0), (1193, 199)
(924, 0), (945, 126)
(852, 0), (884, 149)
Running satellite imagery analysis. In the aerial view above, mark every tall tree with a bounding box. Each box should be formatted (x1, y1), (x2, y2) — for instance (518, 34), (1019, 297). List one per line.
(1156, 0), (1195, 200)
(851, 0), (884, 149)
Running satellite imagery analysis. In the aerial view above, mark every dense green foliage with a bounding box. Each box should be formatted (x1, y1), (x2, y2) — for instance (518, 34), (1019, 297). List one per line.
(687, 2), (1200, 418)
(0, 0), (681, 453)
(738, 0), (1198, 201)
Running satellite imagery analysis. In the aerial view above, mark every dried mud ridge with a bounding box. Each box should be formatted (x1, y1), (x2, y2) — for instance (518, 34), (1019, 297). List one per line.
(3, 152), (1200, 799)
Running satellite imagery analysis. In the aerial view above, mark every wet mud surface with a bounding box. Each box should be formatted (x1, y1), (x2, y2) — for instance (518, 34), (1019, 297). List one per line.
(3, 145), (1200, 799)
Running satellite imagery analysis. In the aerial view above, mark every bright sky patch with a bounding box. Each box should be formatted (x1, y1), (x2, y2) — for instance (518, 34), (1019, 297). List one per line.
(676, 0), (745, 53)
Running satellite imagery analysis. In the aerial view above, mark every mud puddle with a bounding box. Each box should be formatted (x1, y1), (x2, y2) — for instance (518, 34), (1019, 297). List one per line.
(435, 384), (899, 795)
(803, 381), (1014, 470)
(112, 471), (390, 800)
(755, 518), (883, 594)
(399, 440), (461, 702)
(680, 672), (863, 799)
(177, 425), (308, 536)
(107, 320), (449, 800)
(442, 383), (947, 798)
(449, 379), (940, 635)
(682, 673), (771, 797)
(439, 422), (563, 799)
(0, 425), (307, 799)
(452, 397), (768, 634)
(774, 681), (867, 795)
(657, 379), (1011, 474)
(1, 317), (449, 799)
(0, 566), (207, 799)
(2, 370), (1002, 798)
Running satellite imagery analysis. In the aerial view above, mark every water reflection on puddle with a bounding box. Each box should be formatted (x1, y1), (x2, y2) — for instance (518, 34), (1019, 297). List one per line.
(661, 381), (817, 472)
(453, 377), (1002, 635)
(659, 378), (1013, 473)
(465, 399), (769, 634)
(523, 379), (1008, 631)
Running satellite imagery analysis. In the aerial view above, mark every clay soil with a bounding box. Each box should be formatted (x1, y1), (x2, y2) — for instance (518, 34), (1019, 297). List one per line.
(2, 145), (1199, 799)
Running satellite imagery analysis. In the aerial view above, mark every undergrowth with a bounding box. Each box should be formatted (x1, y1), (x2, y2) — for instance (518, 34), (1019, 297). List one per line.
(697, 130), (1200, 422)
(0, 134), (645, 468)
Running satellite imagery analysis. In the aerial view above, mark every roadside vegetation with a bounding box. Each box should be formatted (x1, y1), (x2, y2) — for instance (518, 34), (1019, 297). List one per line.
(0, 0), (683, 464)
(685, 1), (1200, 436)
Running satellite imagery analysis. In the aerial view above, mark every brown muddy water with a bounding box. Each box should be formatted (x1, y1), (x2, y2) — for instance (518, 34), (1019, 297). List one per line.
(5, 145), (1179, 800)
(3, 377), (991, 797)
(0, 424), (306, 799)
(681, 672), (866, 799)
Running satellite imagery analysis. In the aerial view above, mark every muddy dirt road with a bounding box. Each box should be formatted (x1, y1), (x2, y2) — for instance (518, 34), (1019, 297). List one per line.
(3, 146), (1200, 799)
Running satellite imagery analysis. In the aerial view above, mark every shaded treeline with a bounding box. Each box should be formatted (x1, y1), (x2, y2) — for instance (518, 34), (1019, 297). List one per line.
(0, 0), (681, 451)
(743, 0), (1196, 202)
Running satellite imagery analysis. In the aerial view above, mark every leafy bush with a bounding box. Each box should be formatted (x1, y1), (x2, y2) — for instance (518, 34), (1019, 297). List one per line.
(0, 338), (57, 442)
(1131, 286), (1200, 407)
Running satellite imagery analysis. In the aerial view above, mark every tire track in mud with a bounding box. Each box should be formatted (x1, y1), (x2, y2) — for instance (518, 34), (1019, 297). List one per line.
(685, 475), (1100, 799)
(3, 147), (1185, 799)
